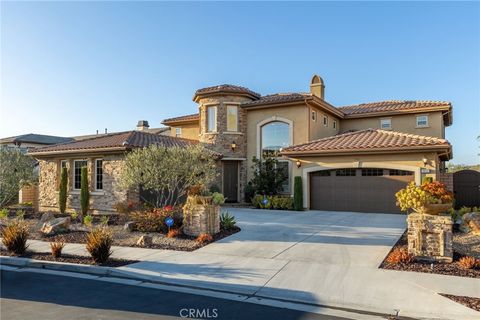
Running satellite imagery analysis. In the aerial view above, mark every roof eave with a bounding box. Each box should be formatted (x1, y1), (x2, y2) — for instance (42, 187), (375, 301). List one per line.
(343, 106), (452, 119)
(28, 146), (129, 157)
(281, 144), (452, 157)
(193, 91), (260, 103)
(161, 119), (199, 126)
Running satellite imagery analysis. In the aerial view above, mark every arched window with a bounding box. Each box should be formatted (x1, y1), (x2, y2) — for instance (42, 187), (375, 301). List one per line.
(260, 121), (291, 192)
(261, 121), (290, 158)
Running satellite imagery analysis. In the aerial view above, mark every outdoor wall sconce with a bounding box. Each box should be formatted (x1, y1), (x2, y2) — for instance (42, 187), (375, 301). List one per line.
(422, 157), (428, 167)
(296, 160), (302, 168)
(231, 141), (237, 151)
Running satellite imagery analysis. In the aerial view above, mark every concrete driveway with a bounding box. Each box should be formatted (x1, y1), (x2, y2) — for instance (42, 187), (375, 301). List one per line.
(117, 208), (480, 320)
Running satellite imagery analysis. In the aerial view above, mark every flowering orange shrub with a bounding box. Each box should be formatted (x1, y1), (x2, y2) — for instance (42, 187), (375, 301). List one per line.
(196, 233), (213, 244)
(167, 229), (180, 238)
(421, 182), (454, 204)
(458, 256), (477, 270)
(386, 247), (412, 264)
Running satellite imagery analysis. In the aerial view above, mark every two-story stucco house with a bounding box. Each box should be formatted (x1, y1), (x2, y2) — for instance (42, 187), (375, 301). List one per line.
(30, 75), (452, 214)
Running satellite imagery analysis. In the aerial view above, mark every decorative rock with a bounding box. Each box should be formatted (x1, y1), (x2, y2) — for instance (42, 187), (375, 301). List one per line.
(41, 217), (71, 236)
(462, 212), (480, 235)
(123, 221), (136, 232)
(407, 213), (453, 263)
(37, 212), (55, 228)
(136, 235), (152, 247)
(69, 224), (90, 232)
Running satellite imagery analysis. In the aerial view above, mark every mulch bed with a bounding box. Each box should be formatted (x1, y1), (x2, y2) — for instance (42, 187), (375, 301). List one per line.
(26, 220), (241, 252)
(380, 232), (480, 278)
(440, 294), (480, 312)
(0, 250), (137, 267)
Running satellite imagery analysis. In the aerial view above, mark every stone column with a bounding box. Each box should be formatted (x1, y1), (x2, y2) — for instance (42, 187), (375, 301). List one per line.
(407, 213), (453, 263)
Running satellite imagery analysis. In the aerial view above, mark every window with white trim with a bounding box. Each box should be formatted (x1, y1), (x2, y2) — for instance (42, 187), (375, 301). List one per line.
(95, 159), (103, 190)
(380, 118), (392, 130)
(73, 160), (87, 190)
(323, 115), (328, 127)
(175, 127), (182, 137)
(311, 110), (317, 122)
(207, 106), (217, 132)
(416, 115), (428, 127)
(226, 105), (238, 132)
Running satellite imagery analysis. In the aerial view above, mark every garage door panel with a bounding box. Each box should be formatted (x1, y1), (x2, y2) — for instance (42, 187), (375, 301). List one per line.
(310, 169), (413, 214)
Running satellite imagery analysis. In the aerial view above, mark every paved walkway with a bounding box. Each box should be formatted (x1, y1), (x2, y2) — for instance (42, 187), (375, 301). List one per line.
(10, 208), (480, 320)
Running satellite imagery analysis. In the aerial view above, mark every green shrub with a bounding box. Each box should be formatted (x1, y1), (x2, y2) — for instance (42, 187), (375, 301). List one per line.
(293, 176), (303, 211)
(422, 176), (433, 184)
(86, 227), (113, 264)
(59, 167), (68, 213)
(212, 192), (226, 205)
(15, 210), (25, 219)
(83, 214), (93, 227)
(70, 211), (79, 222)
(80, 166), (89, 216)
(0, 208), (8, 219)
(100, 216), (110, 225)
(1, 220), (29, 254)
(209, 184), (221, 193)
(252, 195), (293, 210)
(244, 182), (255, 203)
(220, 211), (236, 230)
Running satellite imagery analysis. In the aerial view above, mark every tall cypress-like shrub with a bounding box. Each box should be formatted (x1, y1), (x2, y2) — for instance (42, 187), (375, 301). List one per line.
(58, 167), (68, 213)
(293, 176), (303, 211)
(80, 166), (89, 217)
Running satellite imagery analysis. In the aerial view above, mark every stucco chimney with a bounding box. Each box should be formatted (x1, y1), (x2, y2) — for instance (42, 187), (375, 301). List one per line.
(136, 120), (149, 131)
(310, 75), (325, 99)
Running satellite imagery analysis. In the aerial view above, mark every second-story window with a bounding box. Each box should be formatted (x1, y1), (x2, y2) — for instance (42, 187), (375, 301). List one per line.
(226, 105), (238, 132)
(416, 115), (429, 127)
(175, 127), (182, 137)
(333, 120), (337, 129)
(207, 106), (217, 132)
(323, 115), (328, 127)
(380, 118), (391, 130)
(311, 110), (317, 122)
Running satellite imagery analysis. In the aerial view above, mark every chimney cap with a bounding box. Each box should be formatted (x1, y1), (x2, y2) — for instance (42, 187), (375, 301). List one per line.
(137, 120), (149, 127)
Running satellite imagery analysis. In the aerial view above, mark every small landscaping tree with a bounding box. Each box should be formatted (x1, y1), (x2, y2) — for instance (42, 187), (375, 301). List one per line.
(80, 166), (89, 218)
(120, 145), (217, 208)
(293, 176), (303, 211)
(249, 156), (287, 195)
(58, 167), (68, 213)
(0, 148), (37, 208)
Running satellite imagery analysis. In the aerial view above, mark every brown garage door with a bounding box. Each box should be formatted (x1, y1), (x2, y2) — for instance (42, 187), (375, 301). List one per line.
(310, 168), (414, 213)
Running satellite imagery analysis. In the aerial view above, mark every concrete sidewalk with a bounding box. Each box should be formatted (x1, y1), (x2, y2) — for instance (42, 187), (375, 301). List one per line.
(7, 208), (480, 320)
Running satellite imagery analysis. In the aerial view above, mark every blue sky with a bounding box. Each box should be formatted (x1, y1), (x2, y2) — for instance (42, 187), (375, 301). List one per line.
(1, 1), (479, 164)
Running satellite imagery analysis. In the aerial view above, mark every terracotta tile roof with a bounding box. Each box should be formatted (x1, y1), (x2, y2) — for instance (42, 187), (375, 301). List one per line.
(339, 100), (451, 116)
(193, 84), (260, 101)
(28, 131), (203, 155)
(242, 93), (312, 107)
(281, 129), (451, 155)
(162, 113), (199, 124)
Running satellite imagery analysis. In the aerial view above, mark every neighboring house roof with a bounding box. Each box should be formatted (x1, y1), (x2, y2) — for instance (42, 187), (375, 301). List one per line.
(193, 84), (261, 102)
(0, 133), (74, 145)
(281, 129), (452, 159)
(72, 127), (170, 141)
(162, 113), (200, 125)
(28, 130), (221, 156)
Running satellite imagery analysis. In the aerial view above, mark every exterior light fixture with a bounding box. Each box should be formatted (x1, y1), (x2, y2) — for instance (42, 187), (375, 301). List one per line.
(296, 160), (302, 168)
(422, 157), (428, 167)
(231, 141), (237, 151)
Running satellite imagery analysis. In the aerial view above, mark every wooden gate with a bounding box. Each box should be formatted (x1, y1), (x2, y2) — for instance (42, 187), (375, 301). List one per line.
(453, 170), (480, 208)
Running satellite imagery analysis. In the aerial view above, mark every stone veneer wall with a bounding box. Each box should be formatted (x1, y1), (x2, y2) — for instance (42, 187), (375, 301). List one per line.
(438, 173), (453, 191)
(197, 95), (252, 202)
(407, 213), (453, 262)
(38, 154), (138, 214)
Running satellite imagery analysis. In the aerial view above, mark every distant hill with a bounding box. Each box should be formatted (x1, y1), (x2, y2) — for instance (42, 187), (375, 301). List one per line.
(447, 163), (480, 173)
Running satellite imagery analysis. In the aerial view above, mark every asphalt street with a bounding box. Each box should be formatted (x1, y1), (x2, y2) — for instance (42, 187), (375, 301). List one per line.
(0, 270), (350, 320)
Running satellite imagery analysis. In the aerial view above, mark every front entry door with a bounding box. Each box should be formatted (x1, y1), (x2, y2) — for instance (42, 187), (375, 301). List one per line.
(223, 161), (238, 203)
